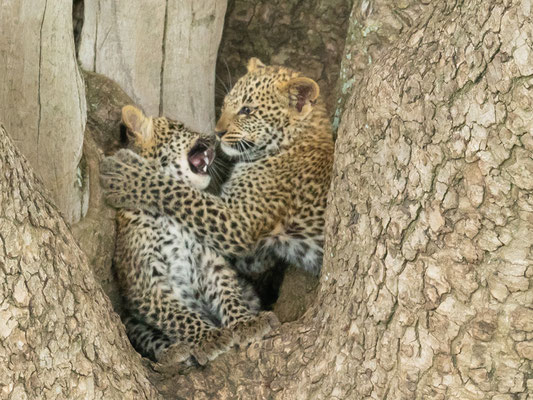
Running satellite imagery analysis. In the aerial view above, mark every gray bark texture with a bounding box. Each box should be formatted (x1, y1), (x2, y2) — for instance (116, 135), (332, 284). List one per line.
(0, 126), (160, 399)
(78, 0), (227, 132)
(326, 0), (533, 397)
(0, 0), (87, 224)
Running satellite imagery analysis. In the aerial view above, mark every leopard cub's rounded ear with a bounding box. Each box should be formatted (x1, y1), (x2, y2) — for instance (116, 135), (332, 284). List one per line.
(247, 57), (266, 73)
(279, 77), (320, 119)
(121, 105), (153, 144)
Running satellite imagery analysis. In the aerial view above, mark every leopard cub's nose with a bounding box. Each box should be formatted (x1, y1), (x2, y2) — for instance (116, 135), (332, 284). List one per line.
(215, 130), (227, 138)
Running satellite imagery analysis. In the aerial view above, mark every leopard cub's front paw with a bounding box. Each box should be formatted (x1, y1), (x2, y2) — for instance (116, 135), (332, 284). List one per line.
(100, 150), (150, 210)
(230, 311), (280, 346)
(100, 162), (133, 209)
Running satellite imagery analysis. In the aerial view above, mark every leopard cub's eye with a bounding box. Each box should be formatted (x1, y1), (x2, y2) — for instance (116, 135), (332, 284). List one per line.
(238, 106), (252, 115)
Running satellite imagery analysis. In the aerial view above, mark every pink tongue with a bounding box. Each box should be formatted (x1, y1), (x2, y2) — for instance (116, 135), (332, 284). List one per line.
(189, 153), (205, 167)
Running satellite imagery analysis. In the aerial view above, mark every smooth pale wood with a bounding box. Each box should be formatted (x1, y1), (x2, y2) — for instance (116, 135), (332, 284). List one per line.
(161, 1), (227, 132)
(0, 0), (87, 224)
(79, 0), (227, 132)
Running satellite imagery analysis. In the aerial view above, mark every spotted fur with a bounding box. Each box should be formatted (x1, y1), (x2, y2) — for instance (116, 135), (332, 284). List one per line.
(102, 59), (334, 279)
(113, 107), (278, 364)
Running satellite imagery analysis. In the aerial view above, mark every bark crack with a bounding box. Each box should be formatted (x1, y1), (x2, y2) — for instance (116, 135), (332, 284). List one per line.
(159, 0), (169, 116)
(93, 0), (100, 71)
(36, 0), (48, 154)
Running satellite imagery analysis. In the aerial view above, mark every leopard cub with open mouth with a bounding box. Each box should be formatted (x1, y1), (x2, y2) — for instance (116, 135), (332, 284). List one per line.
(110, 105), (278, 365)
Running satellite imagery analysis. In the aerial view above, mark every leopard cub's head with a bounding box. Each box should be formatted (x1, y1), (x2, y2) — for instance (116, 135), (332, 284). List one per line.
(216, 58), (320, 161)
(120, 105), (216, 190)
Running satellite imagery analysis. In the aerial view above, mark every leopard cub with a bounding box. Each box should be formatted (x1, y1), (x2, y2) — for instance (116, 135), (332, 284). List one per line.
(112, 105), (278, 365)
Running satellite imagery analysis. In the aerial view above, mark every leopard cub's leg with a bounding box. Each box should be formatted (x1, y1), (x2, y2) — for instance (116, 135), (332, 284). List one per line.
(139, 295), (233, 367)
(123, 314), (172, 361)
(204, 258), (280, 347)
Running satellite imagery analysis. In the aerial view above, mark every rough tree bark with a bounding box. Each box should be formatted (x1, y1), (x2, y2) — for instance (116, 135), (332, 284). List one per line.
(0, 0), (87, 224)
(333, 0), (428, 133)
(79, 0), (227, 132)
(1, 0), (532, 399)
(322, 0), (533, 397)
(0, 127), (159, 399)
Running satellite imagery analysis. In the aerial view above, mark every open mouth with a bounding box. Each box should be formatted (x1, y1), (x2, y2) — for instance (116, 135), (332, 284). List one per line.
(188, 139), (215, 175)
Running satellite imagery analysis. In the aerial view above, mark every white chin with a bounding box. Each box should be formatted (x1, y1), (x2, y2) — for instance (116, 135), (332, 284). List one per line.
(221, 143), (241, 158)
(186, 172), (211, 190)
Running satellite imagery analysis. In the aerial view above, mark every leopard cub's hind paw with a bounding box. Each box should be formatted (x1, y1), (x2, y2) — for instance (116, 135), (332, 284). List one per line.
(192, 327), (233, 366)
(231, 311), (280, 346)
(154, 342), (193, 373)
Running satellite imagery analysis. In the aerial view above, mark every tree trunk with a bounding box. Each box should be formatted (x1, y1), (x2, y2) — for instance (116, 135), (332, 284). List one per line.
(0, 0), (87, 224)
(78, 0), (227, 132)
(322, 0), (533, 397)
(0, 126), (159, 399)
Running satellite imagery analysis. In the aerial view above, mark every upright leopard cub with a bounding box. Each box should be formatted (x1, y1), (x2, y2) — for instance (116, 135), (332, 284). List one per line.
(102, 59), (334, 277)
(113, 105), (278, 364)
